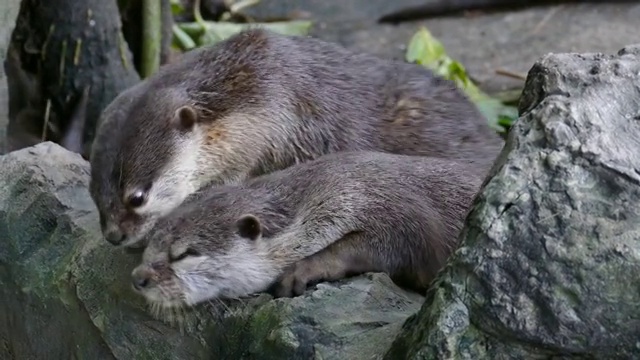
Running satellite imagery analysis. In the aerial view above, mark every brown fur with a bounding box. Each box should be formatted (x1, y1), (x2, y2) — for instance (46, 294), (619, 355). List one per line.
(90, 28), (503, 248)
(130, 151), (481, 306)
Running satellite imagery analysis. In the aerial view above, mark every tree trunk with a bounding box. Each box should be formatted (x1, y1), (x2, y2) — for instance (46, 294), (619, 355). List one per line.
(0, 0), (22, 154)
(6, 0), (140, 158)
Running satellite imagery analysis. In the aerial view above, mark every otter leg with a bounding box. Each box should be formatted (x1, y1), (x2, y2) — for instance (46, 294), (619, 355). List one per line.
(271, 231), (386, 298)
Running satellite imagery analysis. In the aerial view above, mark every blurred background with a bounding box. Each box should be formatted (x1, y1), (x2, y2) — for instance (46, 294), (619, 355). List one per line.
(1, 0), (638, 156)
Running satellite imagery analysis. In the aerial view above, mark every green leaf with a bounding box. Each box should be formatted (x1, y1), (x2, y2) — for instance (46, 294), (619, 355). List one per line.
(172, 24), (197, 51)
(170, 0), (185, 16)
(406, 27), (518, 133)
(177, 21), (314, 48)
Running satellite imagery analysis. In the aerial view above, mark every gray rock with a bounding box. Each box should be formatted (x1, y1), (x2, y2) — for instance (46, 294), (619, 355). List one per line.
(303, 2), (640, 93)
(243, 0), (427, 23)
(384, 46), (640, 359)
(208, 274), (424, 360)
(0, 143), (424, 359)
(0, 142), (202, 359)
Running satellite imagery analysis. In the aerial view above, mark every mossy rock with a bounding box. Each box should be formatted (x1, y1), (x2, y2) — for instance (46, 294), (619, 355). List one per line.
(0, 142), (424, 359)
(384, 45), (640, 360)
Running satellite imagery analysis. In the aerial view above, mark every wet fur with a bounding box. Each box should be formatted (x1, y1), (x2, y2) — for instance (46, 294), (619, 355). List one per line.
(131, 151), (481, 307)
(89, 28), (503, 247)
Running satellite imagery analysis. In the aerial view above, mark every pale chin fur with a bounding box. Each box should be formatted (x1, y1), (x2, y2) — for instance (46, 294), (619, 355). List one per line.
(123, 134), (203, 248)
(135, 135), (202, 217)
(171, 243), (281, 307)
(130, 125), (246, 219)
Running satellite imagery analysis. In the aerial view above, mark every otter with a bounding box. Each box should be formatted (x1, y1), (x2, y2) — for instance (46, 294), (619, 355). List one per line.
(89, 28), (503, 248)
(130, 151), (480, 307)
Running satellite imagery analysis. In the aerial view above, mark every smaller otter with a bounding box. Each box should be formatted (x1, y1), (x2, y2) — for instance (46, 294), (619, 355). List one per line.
(130, 151), (481, 308)
(89, 28), (503, 249)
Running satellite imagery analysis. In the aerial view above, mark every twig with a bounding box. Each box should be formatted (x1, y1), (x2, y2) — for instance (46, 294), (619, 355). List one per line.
(531, 5), (563, 35)
(495, 68), (527, 81)
(42, 99), (52, 141)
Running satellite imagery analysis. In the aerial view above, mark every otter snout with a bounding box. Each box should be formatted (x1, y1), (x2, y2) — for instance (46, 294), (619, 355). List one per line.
(131, 265), (155, 291)
(102, 218), (149, 248)
(104, 228), (127, 245)
(132, 274), (150, 291)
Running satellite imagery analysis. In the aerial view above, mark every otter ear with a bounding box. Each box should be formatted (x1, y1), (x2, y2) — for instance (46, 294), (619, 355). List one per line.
(173, 105), (198, 131)
(235, 214), (262, 241)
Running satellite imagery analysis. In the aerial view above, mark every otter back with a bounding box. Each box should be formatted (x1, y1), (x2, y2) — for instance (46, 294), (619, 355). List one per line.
(90, 27), (501, 248)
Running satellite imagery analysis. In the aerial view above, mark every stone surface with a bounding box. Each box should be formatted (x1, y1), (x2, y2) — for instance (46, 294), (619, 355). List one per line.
(0, 143), (424, 359)
(208, 273), (424, 360)
(244, 0), (427, 23)
(384, 46), (640, 359)
(248, 1), (640, 93)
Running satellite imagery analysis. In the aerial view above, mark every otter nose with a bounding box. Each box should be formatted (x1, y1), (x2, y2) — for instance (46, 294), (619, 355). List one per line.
(104, 229), (127, 245)
(131, 270), (151, 291)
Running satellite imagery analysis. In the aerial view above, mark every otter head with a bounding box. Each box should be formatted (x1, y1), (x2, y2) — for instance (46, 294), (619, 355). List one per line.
(130, 212), (280, 308)
(90, 35), (295, 248)
(89, 86), (214, 248)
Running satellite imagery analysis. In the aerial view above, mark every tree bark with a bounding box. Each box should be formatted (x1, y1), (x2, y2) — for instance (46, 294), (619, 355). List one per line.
(6, 0), (140, 158)
(0, 0), (22, 154)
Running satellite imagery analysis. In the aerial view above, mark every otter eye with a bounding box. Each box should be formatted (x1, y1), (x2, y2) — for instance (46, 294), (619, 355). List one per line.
(169, 248), (200, 262)
(127, 190), (146, 208)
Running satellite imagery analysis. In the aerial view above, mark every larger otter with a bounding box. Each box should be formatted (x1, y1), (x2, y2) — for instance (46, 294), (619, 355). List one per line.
(89, 28), (502, 248)
(130, 151), (480, 307)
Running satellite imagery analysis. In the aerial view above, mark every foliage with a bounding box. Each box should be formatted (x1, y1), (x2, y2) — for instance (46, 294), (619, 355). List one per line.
(406, 27), (518, 133)
(169, 0), (313, 50)
(175, 21), (313, 49)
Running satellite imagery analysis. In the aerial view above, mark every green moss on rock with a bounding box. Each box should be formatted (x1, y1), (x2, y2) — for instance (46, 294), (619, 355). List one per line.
(0, 142), (424, 359)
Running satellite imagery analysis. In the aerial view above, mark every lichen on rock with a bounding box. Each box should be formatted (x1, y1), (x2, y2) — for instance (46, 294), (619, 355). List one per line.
(385, 45), (640, 360)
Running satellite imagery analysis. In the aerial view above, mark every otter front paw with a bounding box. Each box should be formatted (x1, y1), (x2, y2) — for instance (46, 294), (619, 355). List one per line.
(271, 260), (322, 298)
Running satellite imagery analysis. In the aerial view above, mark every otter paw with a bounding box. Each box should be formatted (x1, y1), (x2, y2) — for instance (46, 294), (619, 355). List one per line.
(271, 261), (320, 298)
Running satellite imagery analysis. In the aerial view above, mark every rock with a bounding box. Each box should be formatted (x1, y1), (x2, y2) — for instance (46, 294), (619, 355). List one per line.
(0, 143), (424, 359)
(243, 0), (427, 23)
(0, 142), (203, 359)
(384, 46), (640, 359)
(277, 2), (639, 93)
(208, 274), (424, 360)
(329, 3), (640, 93)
